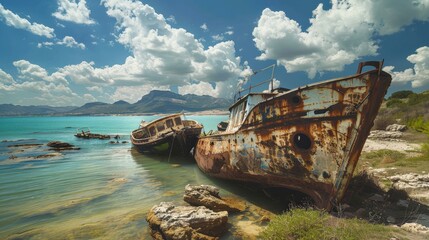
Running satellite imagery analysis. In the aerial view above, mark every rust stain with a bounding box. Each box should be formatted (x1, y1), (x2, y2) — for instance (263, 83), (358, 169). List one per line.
(194, 61), (391, 210)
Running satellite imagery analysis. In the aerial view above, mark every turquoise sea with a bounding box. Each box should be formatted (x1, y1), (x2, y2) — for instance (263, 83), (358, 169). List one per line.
(0, 115), (285, 239)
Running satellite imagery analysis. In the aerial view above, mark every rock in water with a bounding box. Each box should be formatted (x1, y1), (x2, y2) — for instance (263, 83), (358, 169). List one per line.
(47, 141), (79, 150)
(184, 184), (245, 212)
(146, 202), (228, 240)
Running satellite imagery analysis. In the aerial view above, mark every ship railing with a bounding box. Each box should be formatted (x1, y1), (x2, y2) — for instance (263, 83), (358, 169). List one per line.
(234, 64), (276, 102)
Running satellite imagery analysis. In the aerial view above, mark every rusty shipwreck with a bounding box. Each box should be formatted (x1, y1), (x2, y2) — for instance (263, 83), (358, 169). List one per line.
(131, 113), (203, 155)
(194, 61), (391, 210)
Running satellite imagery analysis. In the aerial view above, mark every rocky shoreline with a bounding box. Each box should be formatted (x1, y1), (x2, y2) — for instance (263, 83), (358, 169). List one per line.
(147, 184), (248, 239)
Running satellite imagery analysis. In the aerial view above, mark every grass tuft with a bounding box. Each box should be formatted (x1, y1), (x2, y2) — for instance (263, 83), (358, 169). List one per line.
(260, 208), (393, 240)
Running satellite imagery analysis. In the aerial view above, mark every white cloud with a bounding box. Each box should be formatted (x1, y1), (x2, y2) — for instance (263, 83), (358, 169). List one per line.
(178, 81), (217, 96)
(212, 30), (234, 42)
(38, 36), (86, 49)
(200, 23), (208, 31)
(178, 80), (236, 99)
(57, 61), (108, 85)
(253, 0), (429, 78)
(112, 85), (170, 103)
(0, 81), (82, 106)
(0, 67), (85, 106)
(13, 60), (67, 84)
(212, 34), (224, 42)
(265, 78), (280, 92)
(0, 68), (15, 84)
(166, 15), (176, 24)
(86, 86), (103, 93)
(52, 0), (95, 25)
(384, 46), (429, 88)
(0, 3), (55, 38)
(99, 0), (244, 97)
(0, 0), (248, 106)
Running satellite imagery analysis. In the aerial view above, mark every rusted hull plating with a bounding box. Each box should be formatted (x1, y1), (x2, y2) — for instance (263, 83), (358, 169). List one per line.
(194, 62), (391, 210)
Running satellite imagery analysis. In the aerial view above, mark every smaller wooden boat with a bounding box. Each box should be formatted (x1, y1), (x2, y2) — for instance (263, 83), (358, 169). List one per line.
(75, 128), (111, 139)
(131, 114), (203, 155)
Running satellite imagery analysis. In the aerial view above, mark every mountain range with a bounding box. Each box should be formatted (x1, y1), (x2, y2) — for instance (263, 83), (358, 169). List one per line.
(0, 90), (232, 116)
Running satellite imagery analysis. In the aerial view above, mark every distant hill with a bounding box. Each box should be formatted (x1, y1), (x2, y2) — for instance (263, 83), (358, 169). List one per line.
(0, 91), (232, 116)
(0, 104), (75, 116)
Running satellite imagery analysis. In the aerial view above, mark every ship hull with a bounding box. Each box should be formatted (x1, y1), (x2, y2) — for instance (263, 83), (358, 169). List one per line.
(194, 62), (391, 210)
(132, 128), (201, 156)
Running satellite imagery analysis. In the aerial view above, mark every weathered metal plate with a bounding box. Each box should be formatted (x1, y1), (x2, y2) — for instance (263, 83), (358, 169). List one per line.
(194, 61), (391, 210)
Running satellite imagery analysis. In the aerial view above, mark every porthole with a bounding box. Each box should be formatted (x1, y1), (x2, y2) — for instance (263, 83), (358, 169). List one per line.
(291, 95), (301, 104)
(293, 133), (312, 150)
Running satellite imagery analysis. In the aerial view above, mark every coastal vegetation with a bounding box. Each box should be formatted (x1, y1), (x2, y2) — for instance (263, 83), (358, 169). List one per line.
(366, 89), (429, 173)
(374, 90), (429, 133)
(260, 208), (393, 240)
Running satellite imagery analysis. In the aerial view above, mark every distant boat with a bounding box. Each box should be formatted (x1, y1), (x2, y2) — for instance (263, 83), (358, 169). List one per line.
(131, 113), (203, 155)
(194, 61), (391, 210)
(75, 127), (111, 139)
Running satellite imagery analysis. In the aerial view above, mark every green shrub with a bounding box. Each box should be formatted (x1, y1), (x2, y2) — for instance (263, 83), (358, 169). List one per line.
(407, 116), (429, 135)
(260, 208), (392, 240)
(261, 208), (329, 240)
(386, 98), (404, 108)
(408, 92), (429, 106)
(373, 114), (396, 130)
(390, 90), (414, 99)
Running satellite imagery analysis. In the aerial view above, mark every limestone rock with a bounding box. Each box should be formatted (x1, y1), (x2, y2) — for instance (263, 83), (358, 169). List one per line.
(368, 130), (403, 139)
(388, 173), (429, 190)
(400, 223), (429, 234)
(183, 184), (245, 212)
(385, 124), (407, 132)
(146, 202), (228, 240)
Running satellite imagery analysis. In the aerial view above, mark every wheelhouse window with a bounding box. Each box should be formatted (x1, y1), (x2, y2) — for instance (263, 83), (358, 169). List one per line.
(149, 126), (156, 136)
(140, 128), (149, 138)
(166, 119), (174, 128)
(157, 122), (165, 132)
(174, 117), (182, 126)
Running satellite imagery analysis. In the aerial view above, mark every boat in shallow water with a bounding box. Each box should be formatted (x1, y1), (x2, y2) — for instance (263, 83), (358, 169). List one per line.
(74, 127), (111, 139)
(131, 113), (203, 155)
(194, 61), (391, 210)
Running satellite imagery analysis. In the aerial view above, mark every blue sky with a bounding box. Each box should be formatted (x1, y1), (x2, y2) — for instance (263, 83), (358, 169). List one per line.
(0, 0), (428, 106)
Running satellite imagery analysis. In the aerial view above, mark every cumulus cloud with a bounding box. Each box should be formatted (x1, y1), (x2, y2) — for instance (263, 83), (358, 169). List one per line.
(99, 0), (244, 97)
(0, 65), (85, 106)
(13, 60), (68, 84)
(178, 81), (236, 99)
(52, 0), (95, 25)
(0, 3), (55, 38)
(212, 30), (234, 42)
(384, 46), (429, 88)
(166, 15), (176, 24)
(1, 0), (247, 106)
(253, 0), (429, 78)
(212, 34), (224, 42)
(0, 68), (15, 84)
(200, 23), (208, 31)
(0, 81), (82, 106)
(112, 85), (170, 103)
(38, 36), (86, 49)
